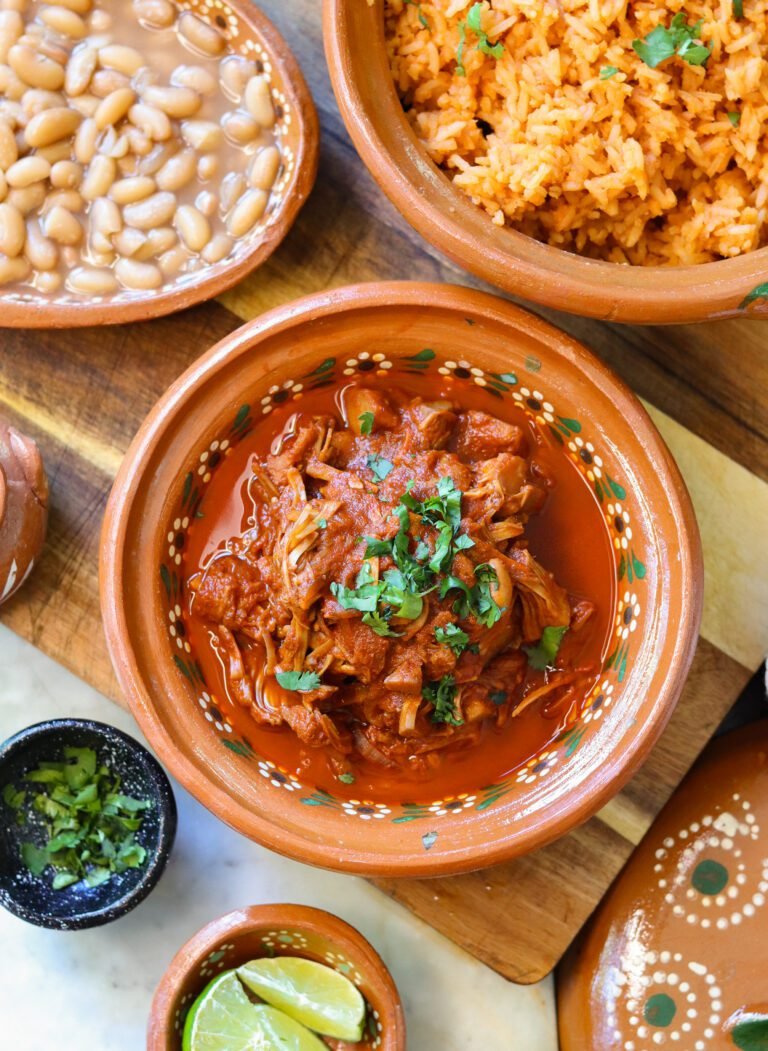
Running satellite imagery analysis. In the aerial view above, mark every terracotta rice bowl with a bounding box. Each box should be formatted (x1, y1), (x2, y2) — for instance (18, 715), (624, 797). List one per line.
(324, 0), (768, 325)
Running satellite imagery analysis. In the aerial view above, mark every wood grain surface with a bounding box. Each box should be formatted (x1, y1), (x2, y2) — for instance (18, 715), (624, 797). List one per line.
(2, 0), (768, 985)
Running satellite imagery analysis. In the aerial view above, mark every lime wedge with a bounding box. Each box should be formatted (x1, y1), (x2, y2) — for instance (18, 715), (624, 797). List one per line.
(251, 1005), (328, 1049)
(182, 969), (333, 1050)
(237, 957), (366, 1042)
(182, 970), (257, 1051)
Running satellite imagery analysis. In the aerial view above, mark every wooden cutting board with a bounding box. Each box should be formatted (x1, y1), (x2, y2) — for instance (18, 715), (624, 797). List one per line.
(2, 0), (768, 986)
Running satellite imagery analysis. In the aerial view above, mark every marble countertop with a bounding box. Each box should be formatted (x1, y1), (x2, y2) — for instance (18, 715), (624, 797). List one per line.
(0, 623), (557, 1050)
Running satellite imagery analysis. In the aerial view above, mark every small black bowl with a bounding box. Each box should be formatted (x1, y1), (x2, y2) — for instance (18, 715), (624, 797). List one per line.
(0, 718), (176, 930)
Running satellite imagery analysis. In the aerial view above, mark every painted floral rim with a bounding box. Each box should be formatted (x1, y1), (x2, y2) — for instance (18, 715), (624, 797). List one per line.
(170, 932), (383, 1049)
(158, 345), (647, 839)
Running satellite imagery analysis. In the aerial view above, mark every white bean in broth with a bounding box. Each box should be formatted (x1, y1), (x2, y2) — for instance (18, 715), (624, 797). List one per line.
(0, 0), (284, 299)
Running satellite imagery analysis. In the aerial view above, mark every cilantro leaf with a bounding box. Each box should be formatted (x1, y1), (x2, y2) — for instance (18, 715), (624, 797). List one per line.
(414, 539), (430, 560)
(734, 0), (743, 16)
(2, 784), (25, 810)
(523, 625), (569, 671)
(366, 454), (394, 482)
(434, 623), (471, 655)
(600, 65), (619, 79)
(632, 14), (711, 68)
(439, 574), (473, 619)
(490, 690), (507, 706)
(21, 842), (49, 876)
(405, 0), (430, 28)
(276, 670), (322, 692)
(362, 536), (392, 558)
(429, 520), (454, 574)
(338, 772), (356, 784)
(358, 411), (374, 435)
(423, 675), (463, 725)
(52, 871), (79, 890)
(727, 111), (740, 126)
(456, 18), (467, 76)
(632, 24), (676, 67)
(390, 589), (423, 620)
(466, 3), (504, 58)
(317, 517), (327, 529)
(362, 610), (403, 637)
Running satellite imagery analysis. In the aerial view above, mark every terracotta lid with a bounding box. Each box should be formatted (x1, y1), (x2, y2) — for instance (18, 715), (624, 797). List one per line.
(558, 720), (768, 1051)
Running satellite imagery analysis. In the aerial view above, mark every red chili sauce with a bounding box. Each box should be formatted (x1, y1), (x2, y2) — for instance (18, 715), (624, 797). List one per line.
(181, 375), (615, 803)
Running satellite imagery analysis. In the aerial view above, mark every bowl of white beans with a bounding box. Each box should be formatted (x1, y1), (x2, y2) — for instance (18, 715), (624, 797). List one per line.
(0, 0), (319, 325)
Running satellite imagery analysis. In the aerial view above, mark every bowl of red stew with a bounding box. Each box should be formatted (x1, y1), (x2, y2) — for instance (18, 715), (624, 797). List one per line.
(100, 282), (702, 876)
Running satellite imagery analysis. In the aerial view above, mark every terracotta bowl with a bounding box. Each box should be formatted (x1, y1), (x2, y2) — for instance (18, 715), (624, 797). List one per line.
(2, 0), (318, 328)
(147, 904), (406, 1050)
(100, 281), (703, 877)
(324, 0), (768, 325)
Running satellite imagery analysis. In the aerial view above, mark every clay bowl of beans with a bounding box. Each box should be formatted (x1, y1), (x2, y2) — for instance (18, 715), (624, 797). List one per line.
(0, 0), (319, 326)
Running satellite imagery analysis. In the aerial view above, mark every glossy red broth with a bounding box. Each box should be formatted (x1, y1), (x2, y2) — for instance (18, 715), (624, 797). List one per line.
(181, 372), (616, 803)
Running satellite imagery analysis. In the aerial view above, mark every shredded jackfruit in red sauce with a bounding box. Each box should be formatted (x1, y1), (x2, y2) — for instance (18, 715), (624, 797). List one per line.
(183, 380), (615, 801)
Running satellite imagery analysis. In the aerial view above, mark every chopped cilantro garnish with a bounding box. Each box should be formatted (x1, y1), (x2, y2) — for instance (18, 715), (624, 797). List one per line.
(439, 565), (503, 628)
(466, 3), (504, 58)
(456, 18), (467, 76)
(338, 772), (356, 785)
(317, 518), (327, 529)
(401, 475), (463, 533)
(523, 625), (569, 671)
(363, 536), (393, 558)
(414, 539), (431, 561)
(490, 690), (507, 706)
(600, 65), (619, 79)
(430, 520), (455, 574)
(2, 747), (151, 891)
(366, 454), (394, 482)
(733, 0), (743, 17)
(434, 623), (471, 655)
(362, 609), (403, 637)
(457, 2), (503, 76)
(405, 0), (430, 28)
(470, 563), (504, 627)
(423, 675), (463, 725)
(332, 560), (423, 637)
(276, 669), (323, 692)
(632, 15), (711, 69)
(727, 111), (740, 126)
(358, 411), (374, 435)
(332, 477), (489, 639)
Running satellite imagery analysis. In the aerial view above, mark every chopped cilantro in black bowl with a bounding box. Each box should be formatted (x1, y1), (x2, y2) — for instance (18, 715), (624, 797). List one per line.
(0, 719), (176, 930)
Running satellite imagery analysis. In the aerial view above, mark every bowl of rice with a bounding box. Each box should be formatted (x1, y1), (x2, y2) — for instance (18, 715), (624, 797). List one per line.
(324, 0), (768, 323)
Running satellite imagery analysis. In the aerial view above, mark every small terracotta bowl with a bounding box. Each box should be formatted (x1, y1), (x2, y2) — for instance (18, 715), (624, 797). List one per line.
(148, 904), (406, 1050)
(324, 0), (768, 325)
(100, 282), (703, 877)
(2, 0), (318, 328)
